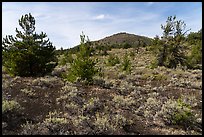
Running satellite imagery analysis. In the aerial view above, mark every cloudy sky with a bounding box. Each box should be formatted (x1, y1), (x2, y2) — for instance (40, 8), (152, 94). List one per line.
(2, 2), (202, 49)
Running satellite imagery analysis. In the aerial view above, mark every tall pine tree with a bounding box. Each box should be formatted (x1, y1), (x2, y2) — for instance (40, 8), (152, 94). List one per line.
(155, 15), (190, 69)
(2, 13), (57, 77)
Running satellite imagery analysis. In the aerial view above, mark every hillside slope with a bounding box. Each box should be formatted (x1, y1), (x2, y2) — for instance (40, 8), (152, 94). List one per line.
(62, 32), (153, 55)
(92, 32), (152, 47)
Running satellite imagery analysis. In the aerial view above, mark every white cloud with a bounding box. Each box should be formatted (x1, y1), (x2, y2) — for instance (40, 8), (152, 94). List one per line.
(94, 14), (105, 20)
(147, 2), (154, 5)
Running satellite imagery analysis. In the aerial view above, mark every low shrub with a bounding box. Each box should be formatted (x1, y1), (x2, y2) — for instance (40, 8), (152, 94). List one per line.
(2, 100), (21, 113)
(156, 98), (196, 129)
(106, 54), (120, 66)
(121, 53), (132, 73)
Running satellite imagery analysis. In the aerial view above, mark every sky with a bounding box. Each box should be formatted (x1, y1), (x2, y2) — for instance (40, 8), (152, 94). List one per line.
(2, 2), (202, 49)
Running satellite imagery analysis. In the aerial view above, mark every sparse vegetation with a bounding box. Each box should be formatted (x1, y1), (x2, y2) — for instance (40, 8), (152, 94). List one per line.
(20, 88), (36, 97)
(156, 98), (196, 129)
(121, 53), (132, 73)
(106, 54), (120, 66)
(58, 51), (74, 66)
(2, 13), (202, 135)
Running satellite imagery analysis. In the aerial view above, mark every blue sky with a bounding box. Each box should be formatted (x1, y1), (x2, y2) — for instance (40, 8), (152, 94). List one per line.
(2, 2), (202, 49)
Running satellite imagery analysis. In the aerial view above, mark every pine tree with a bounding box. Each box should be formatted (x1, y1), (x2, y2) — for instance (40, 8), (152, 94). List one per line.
(186, 29), (202, 69)
(155, 15), (190, 69)
(2, 13), (57, 77)
(121, 53), (132, 73)
(66, 32), (99, 84)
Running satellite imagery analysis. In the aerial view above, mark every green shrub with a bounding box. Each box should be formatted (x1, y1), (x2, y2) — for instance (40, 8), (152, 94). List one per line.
(186, 42), (202, 69)
(64, 32), (99, 84)
(62, 72), (76, 83)
(157, 98), (195, 129)
(106, 54), (120, 66)
(96, 45), (109, 56)
(171, 98), (194, 127)
(153, 74), (167, 81)
(148, 59), (158, 69)
(122, 43), (132, 49)
(187, 30), (202, 45)
(2, 13), (57, 77)
(58, 52), (74, 66)
(121, 53), (132, 73)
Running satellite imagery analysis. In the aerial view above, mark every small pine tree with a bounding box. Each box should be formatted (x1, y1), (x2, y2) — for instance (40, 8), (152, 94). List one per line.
(107, 54), (120, 66)
(65, 32), (99, 84)
(121, 53), (132, 73)
(2, 13), (57, 77)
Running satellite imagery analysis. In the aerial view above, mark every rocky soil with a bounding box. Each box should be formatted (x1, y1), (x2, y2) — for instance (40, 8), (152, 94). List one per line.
(2, 48), (202, 135)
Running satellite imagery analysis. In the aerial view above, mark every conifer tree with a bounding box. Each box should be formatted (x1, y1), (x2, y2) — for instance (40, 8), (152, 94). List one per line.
(66, 32), (99, 84)
(155, 15), (190, 68)
(2, 13), (57, 77)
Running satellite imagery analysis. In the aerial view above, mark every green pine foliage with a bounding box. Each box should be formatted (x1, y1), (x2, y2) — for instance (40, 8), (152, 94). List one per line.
(121, 53), (132, 73)
(65, 32), (99, 84)
(186, 29), (202, 69)
(58, 51), (74, 66)
(152, 15), (189, 69)
(171, 98), (194, 128)
(2, 13), (57, 77)
(107, 54), (120, 66)
(186, 41), (202, 69)
(187, 29), (202, 45)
